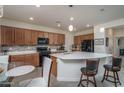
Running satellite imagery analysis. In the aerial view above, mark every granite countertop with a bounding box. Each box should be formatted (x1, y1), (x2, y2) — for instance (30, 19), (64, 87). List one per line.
(50, 51), (112, 60)
(0, 50), (38, 56)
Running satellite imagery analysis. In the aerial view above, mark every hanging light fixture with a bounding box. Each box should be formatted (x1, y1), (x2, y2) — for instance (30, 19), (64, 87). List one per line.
(69, 24), (73, 32)
(0, 5), (3, 18)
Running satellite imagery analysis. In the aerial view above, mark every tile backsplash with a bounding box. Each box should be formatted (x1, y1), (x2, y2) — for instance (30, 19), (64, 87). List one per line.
(0, 45), (65, 52)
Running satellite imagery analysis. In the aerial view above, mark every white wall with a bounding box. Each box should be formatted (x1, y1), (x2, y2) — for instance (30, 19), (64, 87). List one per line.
(74, 28), (94, 36)
(106, 28), (114, 54)
(0, 18), (73, 51)
(94, 18), (124, 53)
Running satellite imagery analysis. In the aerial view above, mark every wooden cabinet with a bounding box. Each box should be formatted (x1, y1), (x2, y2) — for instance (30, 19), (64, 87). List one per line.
(38, 31), (44, 38)
(10, 55), (25, 62)
(74, 33), (94, 45)
(58, 34), (65, 45)
(31, 53), (39, 66)
(61, 34), (65, 44)
(0, 25), (65, 46)
(0, 25), (15, 45)
(31, 30), (38, 45)
(74, 36), (78, 45)
(15, 28), (25, 45)
(43, 32), (49, 38)
(10, 53), (40, 67)
(25, 53), (39, 66)
(49, 33), (65, 45)
(74, 36), (82, 45)
(48, 33), (54, 45)
(53, 33), (58, 45)
(25, 29), (32, 45)
(51, 56), (57, 77)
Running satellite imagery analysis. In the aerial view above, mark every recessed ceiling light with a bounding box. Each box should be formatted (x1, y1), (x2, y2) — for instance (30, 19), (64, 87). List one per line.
(57, 24), (61, 27)
(36, 5), (40, 7)
(86, 24), (90, 27)
(29, 17), (34, 21)
(100, 27), (105, 32)
(70, 17), (74, 21)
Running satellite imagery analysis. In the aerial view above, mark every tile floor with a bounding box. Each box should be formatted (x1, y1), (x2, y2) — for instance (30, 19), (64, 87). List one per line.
(12, 66), (124, 87)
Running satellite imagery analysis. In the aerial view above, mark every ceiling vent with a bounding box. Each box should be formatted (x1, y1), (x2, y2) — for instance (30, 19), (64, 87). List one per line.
(69, 5), (73, 8)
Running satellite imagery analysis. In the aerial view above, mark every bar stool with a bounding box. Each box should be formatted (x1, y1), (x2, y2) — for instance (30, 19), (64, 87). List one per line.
(101, 57), (122, 87)
(78, 58), (100, 87)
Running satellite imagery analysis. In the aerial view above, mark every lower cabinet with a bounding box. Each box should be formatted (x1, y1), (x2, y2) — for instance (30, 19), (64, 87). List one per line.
(10, 53), (40, 67)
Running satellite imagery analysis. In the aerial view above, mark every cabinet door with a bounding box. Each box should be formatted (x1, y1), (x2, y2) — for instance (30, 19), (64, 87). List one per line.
(89, 34), (94, 40)
(10, 55), (25, 62)
(25, 29), (32, 45)
(24, 54), (33, 64)
(31, 30), (38, 45)
(1, 26), (15, 45)
(15, 28), (25, 45)
(74, 36), (78, 45)
(25, 53), (39, 66)
(31, 53), (39, 67)
(57, 34), (65, 45)
(53, 33), (58, 45)
(43, 32), (49, 38)
(57, 34), (61, 45)
(49, 33), (54, 45)
(61, 34), (65, 45)
(38, 31), (44, 38)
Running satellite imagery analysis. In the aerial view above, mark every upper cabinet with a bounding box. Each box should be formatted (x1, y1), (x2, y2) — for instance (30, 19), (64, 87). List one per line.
(31, 30), (38, 45)
(48, 33), (65, 45)
(0, 25), (15, 45)
(38, 31), (44, 38)
(25, 29), (32, 45)
(74, 33), (94, 45)
(15, 28), (25, 45)
(43, 32), (49, 38)
(0, 25), (65, 46)
(49, 33), (54, 45)
(57, 34), (65, 45)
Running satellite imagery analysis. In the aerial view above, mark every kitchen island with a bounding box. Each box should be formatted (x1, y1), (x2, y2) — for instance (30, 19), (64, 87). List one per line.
(50, 51), (112, 81)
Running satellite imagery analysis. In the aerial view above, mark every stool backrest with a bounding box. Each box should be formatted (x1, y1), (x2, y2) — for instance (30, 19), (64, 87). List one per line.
(42, 57), (53, 87)
(86, 58), (100, 73)
(112, 57), (122, 69)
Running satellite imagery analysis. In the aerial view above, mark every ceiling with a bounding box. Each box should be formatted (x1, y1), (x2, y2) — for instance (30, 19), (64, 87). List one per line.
(3, 5), (124, 31)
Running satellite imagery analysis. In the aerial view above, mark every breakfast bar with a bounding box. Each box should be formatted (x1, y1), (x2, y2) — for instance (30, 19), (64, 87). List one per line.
(50, 51), (112, 81)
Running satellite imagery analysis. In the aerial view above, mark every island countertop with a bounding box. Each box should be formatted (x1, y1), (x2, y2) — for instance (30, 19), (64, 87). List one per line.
(50, 51), (112, 60)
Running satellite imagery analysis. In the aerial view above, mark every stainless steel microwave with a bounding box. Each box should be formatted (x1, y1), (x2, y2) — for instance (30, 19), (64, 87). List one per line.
(37, 38), (49, 45)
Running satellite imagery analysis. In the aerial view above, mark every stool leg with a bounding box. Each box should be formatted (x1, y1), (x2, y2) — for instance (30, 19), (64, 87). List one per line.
(93, 76), (97, 87)
(78, 73), (83, 87)
(106, 70), (109, 80)
(116, 72), (121, 85)
(87, 76), (89, 87)
(101, 69), (106, 82)
(113, 72), (117, 87)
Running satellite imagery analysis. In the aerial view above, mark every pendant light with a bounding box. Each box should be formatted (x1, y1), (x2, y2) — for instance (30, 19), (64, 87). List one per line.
(69, 24), (73, 32)
(0, 5), (3, 18)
